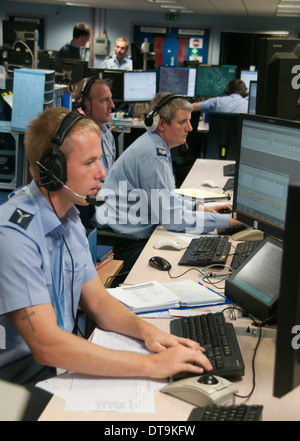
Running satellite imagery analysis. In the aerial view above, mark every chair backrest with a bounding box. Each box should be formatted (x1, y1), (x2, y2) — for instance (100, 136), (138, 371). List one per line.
(205, 112), (241, 160)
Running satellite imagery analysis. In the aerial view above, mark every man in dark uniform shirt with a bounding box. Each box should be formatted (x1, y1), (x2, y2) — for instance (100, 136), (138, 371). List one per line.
(57, 22), (91, 60)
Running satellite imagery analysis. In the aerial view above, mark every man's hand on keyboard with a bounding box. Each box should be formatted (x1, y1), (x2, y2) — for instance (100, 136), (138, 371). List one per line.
(142, 326), (212, 378)
(146, 343), (213, 379)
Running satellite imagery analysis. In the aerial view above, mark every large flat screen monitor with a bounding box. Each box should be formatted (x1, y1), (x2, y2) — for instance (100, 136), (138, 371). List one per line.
(273, 181), (300, 398)
(123, 71), (157, 102)
(158, 66), (196, 98)
(233, 114), (300, 241)
(195, 65), (237, 97)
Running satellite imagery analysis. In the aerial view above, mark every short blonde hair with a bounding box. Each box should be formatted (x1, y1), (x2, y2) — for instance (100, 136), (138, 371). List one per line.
(24, 107), (100, 180)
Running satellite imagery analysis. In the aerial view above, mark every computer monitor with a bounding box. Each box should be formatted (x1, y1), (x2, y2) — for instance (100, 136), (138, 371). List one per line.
(2, 20), (38, 52)
(273, 181), (300, 398)
(247, 81), (257, 114)
(123, 71), (157, 103)
(233, 114), (300, 241)
(51, 58), (87, 84)
(158, 66), (196, 98)
(195, 65), (237, 97)
(239, 69), (258, 93)
(101, 69), (124, 101)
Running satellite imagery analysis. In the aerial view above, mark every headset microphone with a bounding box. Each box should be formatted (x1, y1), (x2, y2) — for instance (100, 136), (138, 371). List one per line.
(35, 161), (104, 206)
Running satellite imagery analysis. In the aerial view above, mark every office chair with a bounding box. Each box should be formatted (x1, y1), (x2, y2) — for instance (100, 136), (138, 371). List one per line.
(204, 112), (241, 160)
(171, 110), (203, 187)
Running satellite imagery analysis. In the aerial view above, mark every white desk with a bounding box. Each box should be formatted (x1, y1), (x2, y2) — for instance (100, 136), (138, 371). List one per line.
(39, 313), (300, 421)
(39, 159), (300, 421)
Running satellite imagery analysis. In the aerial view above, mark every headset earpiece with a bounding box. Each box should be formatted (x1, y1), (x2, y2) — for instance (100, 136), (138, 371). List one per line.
(39, 148), (67, 191)
(144, 94), (184, 132)
(77, 76), (98, 115)
(144, 112), (160, 132)
(38, 111), (84, 191)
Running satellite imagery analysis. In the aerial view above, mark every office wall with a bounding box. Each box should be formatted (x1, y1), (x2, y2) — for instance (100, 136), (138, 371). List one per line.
(1, 1), (300, 67)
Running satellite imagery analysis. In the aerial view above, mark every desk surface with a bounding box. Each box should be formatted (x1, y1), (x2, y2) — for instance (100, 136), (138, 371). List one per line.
(39, 316), (300, 421)
(40, 159), (300, 421)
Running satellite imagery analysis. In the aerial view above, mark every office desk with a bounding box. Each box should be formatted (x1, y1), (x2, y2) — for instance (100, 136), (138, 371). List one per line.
(125, 158), (235, 286)
(39, 315), (300, 421)
(39, 159), (300, 421)
(180, 158), (234, 190)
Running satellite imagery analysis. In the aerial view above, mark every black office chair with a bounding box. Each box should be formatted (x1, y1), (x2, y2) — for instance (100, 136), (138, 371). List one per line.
(204, 112), (242, 160)
(171, 110), (203, 187)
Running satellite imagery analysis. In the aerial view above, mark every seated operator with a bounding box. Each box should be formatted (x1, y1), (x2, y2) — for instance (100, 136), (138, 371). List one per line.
(93, 93), (241, 273)
(192, 79), (248, 114)
(0, 107), (213, 409)
(74, 76), (117, 229)
(100, 37), (133, 70)
(75, 77), (116, 176)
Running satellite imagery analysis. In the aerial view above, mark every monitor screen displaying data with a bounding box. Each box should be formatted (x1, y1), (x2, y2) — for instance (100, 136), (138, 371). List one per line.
(195, 65), (237, 97)
(233, 114), (300, 240)
(158, 66), (196, 97)
(123, 71), (157, 102)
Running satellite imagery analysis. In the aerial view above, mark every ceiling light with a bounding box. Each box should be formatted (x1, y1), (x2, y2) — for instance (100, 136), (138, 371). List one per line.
(147, 0), (178, 3)
(159, 4), (185, 9)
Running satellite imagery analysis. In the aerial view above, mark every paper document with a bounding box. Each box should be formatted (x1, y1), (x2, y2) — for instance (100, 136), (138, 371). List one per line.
(107, 279), (225, 313)
(175, 188), (229, 201)
(37, 329), (164, 413)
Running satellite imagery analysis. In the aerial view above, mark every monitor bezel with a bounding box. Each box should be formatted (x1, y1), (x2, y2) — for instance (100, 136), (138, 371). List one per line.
(158, 66), (197, 98)
(195, 64), (237, 97)
(232, 113), (300, 241)
(123, 70), (157, 103)
(273, 181), (300, 398)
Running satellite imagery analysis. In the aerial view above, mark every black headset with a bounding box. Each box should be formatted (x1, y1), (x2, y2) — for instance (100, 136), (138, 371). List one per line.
(38, 111), (84, 191)
(144, 93), (184, 132)
(77, 76), (99, 113)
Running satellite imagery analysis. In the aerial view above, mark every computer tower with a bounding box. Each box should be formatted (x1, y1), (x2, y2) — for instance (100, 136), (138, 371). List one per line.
(256, 38), (300, 116)
(267, 57), (300, 120)
(11, 68), (55, 132)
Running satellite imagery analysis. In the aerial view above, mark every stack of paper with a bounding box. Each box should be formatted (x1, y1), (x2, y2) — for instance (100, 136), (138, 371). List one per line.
(175, 188), (230, 202)
(107, 279), (225, 314)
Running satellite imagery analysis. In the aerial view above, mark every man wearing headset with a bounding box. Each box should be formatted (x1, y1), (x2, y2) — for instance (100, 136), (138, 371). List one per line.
(0, 107), (212, 413)
(74, 77), (117, 229)
(94, 93), (240, 245)
(75, 77), (116, 176)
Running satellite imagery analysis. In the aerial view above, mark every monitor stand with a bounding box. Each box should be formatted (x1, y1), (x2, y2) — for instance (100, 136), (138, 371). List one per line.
(231, 227), (264, 242)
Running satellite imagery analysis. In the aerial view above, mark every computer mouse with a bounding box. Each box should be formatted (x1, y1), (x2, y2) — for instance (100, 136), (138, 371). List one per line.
(197, 374), (219, 385)
(149, 256), (172, 271)
(153, 239), (182, 251)
(161, 375), (238, 407)
(201, 180), (218, 188)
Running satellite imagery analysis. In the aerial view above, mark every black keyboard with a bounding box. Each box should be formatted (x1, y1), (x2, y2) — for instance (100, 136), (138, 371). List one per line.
(178, 236), (231, 267)
(170, 312), (245, 380)
(188, 404), (263, 421)
(223, 163), (236, 177)
(231, 240), (262, 270)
